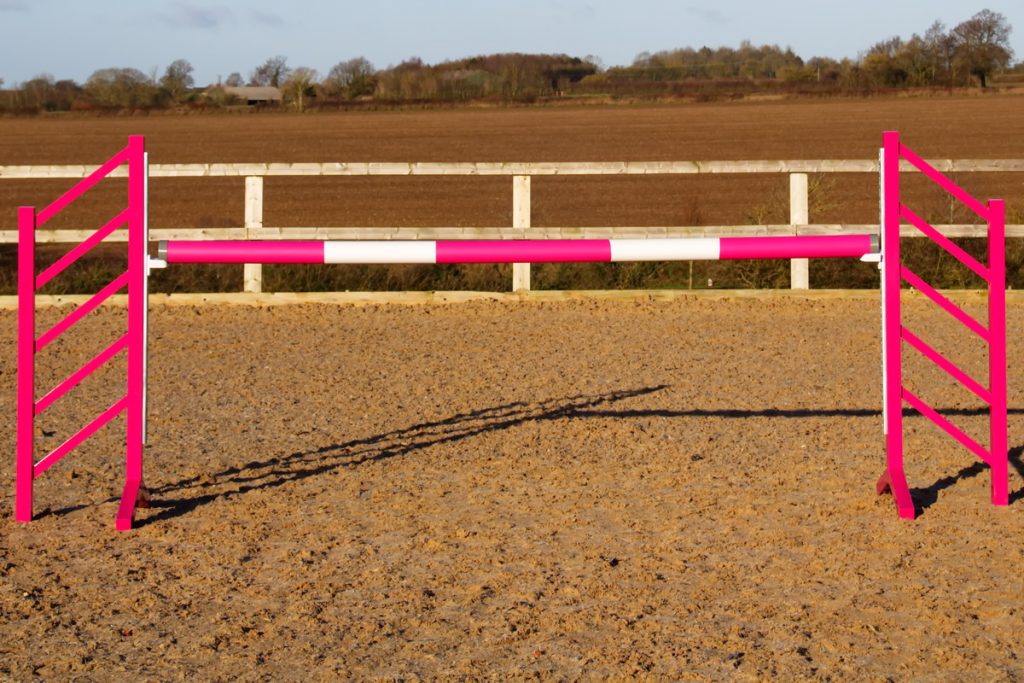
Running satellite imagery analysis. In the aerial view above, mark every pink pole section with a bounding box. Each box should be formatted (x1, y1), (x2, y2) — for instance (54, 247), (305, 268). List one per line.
(15, 207), (36, 523)
(719, 234), (874, 260)
(437, 239), (612, 263)
(988, 198), (1008, 507)
(165, 240), (325, 264)
(118, 135), (147, 532)
(880, 131), (916, 520)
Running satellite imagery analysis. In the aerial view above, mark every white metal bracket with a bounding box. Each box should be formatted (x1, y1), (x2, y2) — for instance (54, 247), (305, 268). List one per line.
(145, 256), (167, 275)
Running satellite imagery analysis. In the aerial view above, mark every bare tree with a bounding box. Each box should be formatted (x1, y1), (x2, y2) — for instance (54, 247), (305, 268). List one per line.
(583, 54), (605, 72)
(951, 9), (1014, 87)
(18, 74), (55, 110)
(250, 55), (291, 87)
(924, 21), (956, 85)
(160, 58), (194, 103)
(85, 68), (156, 108)
(325, 57), (376, 98)
(225, 72), (244, 87)
(282, 67), (318, 111)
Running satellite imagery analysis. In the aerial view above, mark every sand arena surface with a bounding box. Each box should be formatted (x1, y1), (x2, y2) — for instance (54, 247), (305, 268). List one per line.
(1, 297), (1023, 679)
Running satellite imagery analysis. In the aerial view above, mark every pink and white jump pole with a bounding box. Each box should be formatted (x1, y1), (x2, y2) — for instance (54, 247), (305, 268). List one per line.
(159, 234), (879, 265)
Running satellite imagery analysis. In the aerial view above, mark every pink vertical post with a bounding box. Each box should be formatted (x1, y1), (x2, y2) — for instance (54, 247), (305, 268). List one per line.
(116, 135), (148, 531)
(988, 199), (1008, 506)
(880, 131), (916, 519)
(15, 207), (36, 522)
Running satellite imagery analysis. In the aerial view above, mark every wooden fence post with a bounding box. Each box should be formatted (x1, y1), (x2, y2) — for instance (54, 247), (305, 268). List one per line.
(244, 176), (263, 293)
(512, 175), (531, 291)
(790, 172), (809, 289)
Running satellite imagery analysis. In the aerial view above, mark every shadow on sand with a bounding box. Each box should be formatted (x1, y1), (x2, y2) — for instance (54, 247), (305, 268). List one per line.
(40, 385), (1023, 525)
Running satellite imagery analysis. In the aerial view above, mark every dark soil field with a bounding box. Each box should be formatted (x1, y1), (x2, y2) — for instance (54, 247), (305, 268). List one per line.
(1, 296), (1023, 679)
(2, 96), (1023, 235)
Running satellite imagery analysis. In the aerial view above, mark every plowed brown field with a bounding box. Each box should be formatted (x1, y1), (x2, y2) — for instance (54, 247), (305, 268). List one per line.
(2, 96), (1023, 233)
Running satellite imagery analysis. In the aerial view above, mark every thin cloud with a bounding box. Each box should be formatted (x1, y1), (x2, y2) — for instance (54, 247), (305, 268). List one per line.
(548, 1), (597, 21)
(0, 1), (29, 11)
(250, 10), (284, 28)
(156, 2), (234, 29)
(686, 6), (728, 23)
(572, 3), (596, 20)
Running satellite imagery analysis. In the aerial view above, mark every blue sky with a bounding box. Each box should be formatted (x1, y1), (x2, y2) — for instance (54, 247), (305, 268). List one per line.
(0, 1), (1020, 86)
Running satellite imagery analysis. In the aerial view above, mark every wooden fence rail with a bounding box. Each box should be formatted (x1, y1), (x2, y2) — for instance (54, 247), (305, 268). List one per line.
(3, 159), (1022, 292)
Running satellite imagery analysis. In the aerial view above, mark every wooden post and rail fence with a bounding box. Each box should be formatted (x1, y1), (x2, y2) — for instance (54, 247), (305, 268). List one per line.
(2, 159), (1022, 295)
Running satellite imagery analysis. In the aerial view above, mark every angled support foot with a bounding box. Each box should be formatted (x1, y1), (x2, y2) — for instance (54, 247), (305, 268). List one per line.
(876, 468), (916, 519)
(116, 479), (150, 531)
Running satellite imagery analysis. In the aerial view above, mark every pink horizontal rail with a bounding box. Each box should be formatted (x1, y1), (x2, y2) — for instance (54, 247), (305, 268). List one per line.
(36, 148), (130, 227)
(35, 334), (129, 416)
(902, 388), (992, 465)
(163, 234), (877, 265)
(36, 271), (130, 351)
(898, 144), (990, 221)
(33, 395), (128, 477)
(900, 205), (989, 282)
(901, 327), (991, 404)
(718, 234), (873, 259)
(35, 208), (130, 289)
(900, 266), (990, 342)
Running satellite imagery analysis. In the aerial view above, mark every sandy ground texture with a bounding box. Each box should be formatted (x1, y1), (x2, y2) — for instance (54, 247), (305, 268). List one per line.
(1, 296), (1023, 679)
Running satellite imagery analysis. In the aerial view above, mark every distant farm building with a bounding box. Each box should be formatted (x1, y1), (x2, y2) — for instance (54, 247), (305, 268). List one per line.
(218, 86), (283, 106)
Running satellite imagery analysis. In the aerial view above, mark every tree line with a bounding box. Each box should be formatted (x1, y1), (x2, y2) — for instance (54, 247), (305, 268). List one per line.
(597, 10), (1016, 95)
(0, 52), (601, 113)
(0, 9), (1016, 114)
